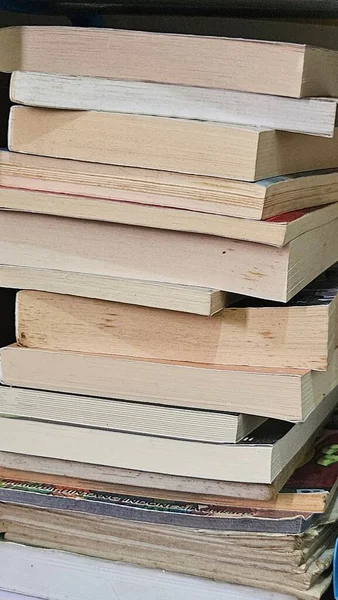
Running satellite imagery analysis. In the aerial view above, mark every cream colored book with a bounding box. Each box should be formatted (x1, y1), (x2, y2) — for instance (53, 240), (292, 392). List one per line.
(0, 210), (337, 302)
(0, 445), (310, 501)
(9, 106), (338, 181)
(10, 71), (338, 137)
(0, 387), (335, 483)
(2, 150), (338, 221)
(2, 27), (338, 97)
(3, 344), (338, 421)
(2, 184), (338, 247)
(0, 266), (227, 316)
(15, 282), (338, 370)
(0, 385), (264, 444)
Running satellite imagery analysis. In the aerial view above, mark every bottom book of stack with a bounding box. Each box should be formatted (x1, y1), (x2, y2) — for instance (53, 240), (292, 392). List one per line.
(0, 539), (335, 600)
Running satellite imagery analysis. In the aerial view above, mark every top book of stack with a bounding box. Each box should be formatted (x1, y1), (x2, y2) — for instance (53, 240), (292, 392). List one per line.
(2, 26), (338, 98)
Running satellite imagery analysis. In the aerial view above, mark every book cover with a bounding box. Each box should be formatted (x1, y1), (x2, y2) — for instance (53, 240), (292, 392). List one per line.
(284, 431), (338, 494)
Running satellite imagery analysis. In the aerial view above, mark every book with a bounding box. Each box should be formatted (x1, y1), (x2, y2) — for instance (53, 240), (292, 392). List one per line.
(0, 435), (315, 501)
(3, 344), (338, 421)
(2, 27), (338, 97)
(0, 266), (229, 316)
(2, 502), (335, 598)
(0, 478), (321, 534)
(2, 150), (338, 221)
(10, 71), (338, 137)
(1, 211), (338, 302)
(2, 183), (338, 247)
(281, 430), (338, 512)
(4, 484), (337, 549)
(0, 385), (265, 444)
(9, 106), (338, 181)
(0, 388), (335, 483)
(15, 273), (338, 369)
(2, 429), (337, 513)
(0, 541), (331, 600)
(0, 451), (304, 503)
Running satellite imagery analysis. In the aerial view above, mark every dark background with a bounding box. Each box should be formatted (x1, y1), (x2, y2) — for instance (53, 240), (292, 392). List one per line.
(4, 7), (338, 48)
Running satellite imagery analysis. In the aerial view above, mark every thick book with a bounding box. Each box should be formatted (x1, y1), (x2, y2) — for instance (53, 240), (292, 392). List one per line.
(10, 71), (338, 137)
(2, 182), (338, 248)
(9, 106), (338, 181)
(2, 502), (334, 598)
(3, 344), (338, 422)
(2, 150), (338, 221)
(0, 542), (331, 600)
(15, 269), (338, 369)
(1, 211), (338, 302)
(0, 478), (320, 534)
(2, 430), (337, 514)
(0, 389), (335, 483)
(2, 27), (338, 97)
(0, 385), (265, 444)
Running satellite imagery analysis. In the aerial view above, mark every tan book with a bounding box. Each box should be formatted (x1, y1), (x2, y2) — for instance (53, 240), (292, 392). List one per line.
(2, 150), (338, 221)
(15, 285), (338, 370)
(0, 385), (265, 444)
(9, 106), (338, 181)
(0, 388), (335, 483)
(3, 344), (338, 421)
(0, 210), (338, 302)
(2, 27), (338, 97)
(10, 71), (338, 137)
(2, 183), (338, 247)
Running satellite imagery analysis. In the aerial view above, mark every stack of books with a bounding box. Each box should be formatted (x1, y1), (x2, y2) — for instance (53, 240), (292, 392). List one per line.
(0, 25), (337, 600)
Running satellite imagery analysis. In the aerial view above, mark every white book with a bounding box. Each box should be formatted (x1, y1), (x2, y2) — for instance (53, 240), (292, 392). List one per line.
(0, 384), (265, 444)
(0, 591), (36, 600)
(0, 541), (329, 600)
(10, 71), (338, 137)
(0, 265), (228, 316)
